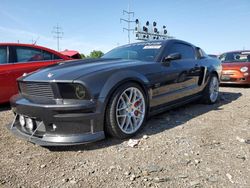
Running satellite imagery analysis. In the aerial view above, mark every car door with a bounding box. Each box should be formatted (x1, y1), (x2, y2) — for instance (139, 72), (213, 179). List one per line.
(0, 45), (14, 103)
(151, 42), (202, 107)
(8, 46), (64, 96)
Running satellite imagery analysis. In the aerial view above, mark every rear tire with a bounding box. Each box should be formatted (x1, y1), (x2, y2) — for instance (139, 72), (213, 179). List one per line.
(201, 74), (219, 104)
(105, 83), (147, 139)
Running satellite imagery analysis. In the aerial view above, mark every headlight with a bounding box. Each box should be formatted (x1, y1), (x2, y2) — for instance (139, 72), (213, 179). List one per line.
(57, 83), (90, 100)
(74, 84), (86, 99)
(240, 67), (248, 73)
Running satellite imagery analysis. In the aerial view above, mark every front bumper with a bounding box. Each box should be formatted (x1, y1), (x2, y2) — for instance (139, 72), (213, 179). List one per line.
(8, 95), (105, 146)
(220, 70), (250, 84)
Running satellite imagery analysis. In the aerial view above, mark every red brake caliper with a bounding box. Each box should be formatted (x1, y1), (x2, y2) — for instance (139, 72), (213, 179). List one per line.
(133, 99), (142, 116)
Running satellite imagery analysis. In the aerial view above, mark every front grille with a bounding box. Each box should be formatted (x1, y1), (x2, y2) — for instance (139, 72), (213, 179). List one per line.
(19, 82), (54, 99)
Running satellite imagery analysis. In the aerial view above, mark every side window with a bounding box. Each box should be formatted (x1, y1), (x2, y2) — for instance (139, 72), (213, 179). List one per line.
(0, 47), (7, 64)
(16, 47), (44, 62)
(168, 43), (195, 60)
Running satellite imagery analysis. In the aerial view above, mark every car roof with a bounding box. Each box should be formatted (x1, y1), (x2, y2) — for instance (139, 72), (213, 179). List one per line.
(0, 43), (70, 59)
(118, 39), (196, 48)
(0, 43), (56, 51)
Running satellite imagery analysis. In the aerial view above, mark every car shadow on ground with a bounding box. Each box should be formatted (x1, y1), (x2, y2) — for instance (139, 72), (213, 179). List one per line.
(47, 91), (242, 152)
(0, 103), (11, 112)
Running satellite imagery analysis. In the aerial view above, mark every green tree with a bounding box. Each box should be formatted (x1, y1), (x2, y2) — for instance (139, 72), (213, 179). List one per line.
(80, 53), (86, 59)
(89, 50), (104, 58)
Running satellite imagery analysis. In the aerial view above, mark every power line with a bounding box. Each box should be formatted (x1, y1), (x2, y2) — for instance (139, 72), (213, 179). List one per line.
(52, 24), (63, 51)
(120, 3), (135, 44)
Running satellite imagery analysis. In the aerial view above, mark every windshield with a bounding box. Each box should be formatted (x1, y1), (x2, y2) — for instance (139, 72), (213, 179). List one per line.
(102, 42), (163, 62)
(219, 51), (250, 63)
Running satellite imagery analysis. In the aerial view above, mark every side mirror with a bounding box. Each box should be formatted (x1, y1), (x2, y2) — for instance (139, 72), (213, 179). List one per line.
(163, 53), (181, 62)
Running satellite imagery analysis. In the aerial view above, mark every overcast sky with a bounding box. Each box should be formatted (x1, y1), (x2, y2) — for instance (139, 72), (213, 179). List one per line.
(0, 0), (249, 55)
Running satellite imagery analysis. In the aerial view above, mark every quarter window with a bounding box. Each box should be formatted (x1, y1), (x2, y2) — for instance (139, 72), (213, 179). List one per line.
(43, 51), (53, 60)
(53, 54), (62, 60)
(168, 43), (195, 59)
(195, 47), (206, 59)
(43, 51), (62, 60)
(0, 47), (7, 64)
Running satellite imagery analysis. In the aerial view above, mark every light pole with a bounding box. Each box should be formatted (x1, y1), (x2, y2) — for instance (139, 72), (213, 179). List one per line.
(135, 19), (173, 41)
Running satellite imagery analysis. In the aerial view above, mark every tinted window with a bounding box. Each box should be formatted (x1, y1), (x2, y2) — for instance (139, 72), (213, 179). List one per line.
(15, 47), (61, 63)
(16, 47), (44, 62)
(0, 47), (7, 64)
(44, 51), (62, 60)
(196, 47), (207, 59)
(168, 43), (195, 59)
(43, 51), (53, 60)
(103, 42), (163, 62)
(53, 54), (62, 60)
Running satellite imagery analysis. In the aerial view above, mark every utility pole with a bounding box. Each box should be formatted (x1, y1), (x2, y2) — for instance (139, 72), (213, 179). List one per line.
(52, 24), (63, 51)
(120, 2), (135, 44)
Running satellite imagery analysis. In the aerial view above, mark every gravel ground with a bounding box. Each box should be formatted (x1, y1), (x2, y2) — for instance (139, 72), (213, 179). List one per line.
(0, 86), (249, 188)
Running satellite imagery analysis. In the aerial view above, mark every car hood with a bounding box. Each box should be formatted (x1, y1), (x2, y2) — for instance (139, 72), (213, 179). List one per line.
(20, 58), (147, 82)
(222, 62), (250, 70)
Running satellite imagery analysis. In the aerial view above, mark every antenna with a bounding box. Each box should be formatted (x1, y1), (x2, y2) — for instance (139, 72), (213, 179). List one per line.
(52, 24), (63, 51)
(120, 2), (135, 44)
(31, 36), (40, 45)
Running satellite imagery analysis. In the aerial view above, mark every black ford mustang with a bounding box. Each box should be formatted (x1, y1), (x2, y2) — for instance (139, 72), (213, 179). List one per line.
(9, 39), (222, 146)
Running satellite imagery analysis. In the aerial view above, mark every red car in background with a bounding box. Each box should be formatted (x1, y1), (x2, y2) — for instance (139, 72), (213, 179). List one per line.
(61, 50), (82, 59)
(0, 43), (70, 103)
(219, 51), (250, 85)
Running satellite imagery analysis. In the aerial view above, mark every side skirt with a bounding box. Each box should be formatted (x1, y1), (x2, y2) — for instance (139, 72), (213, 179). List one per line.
(148, 94), (202, 117)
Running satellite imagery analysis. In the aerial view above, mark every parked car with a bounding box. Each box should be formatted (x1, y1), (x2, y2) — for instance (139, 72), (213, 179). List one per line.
(9, 39), (222, 146)
(219, 51), (250, 85)
(60, 50), (82, 59)
(0, 43), (71, 103)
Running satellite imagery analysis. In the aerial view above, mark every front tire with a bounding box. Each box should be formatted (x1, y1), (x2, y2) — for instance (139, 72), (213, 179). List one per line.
(105, 83), (147, 139)
(201, 74), (219, 104)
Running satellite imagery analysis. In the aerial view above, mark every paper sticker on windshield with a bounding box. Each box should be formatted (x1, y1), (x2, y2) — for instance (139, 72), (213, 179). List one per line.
(143, 45), (162, 49)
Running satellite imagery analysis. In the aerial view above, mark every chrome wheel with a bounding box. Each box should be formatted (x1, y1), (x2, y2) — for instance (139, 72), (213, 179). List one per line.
(116, 87), (146, 134)
(209, 76), (219, 103)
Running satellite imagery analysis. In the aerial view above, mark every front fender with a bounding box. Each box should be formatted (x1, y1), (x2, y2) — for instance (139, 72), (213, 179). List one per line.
(99, 70), (150, 100)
